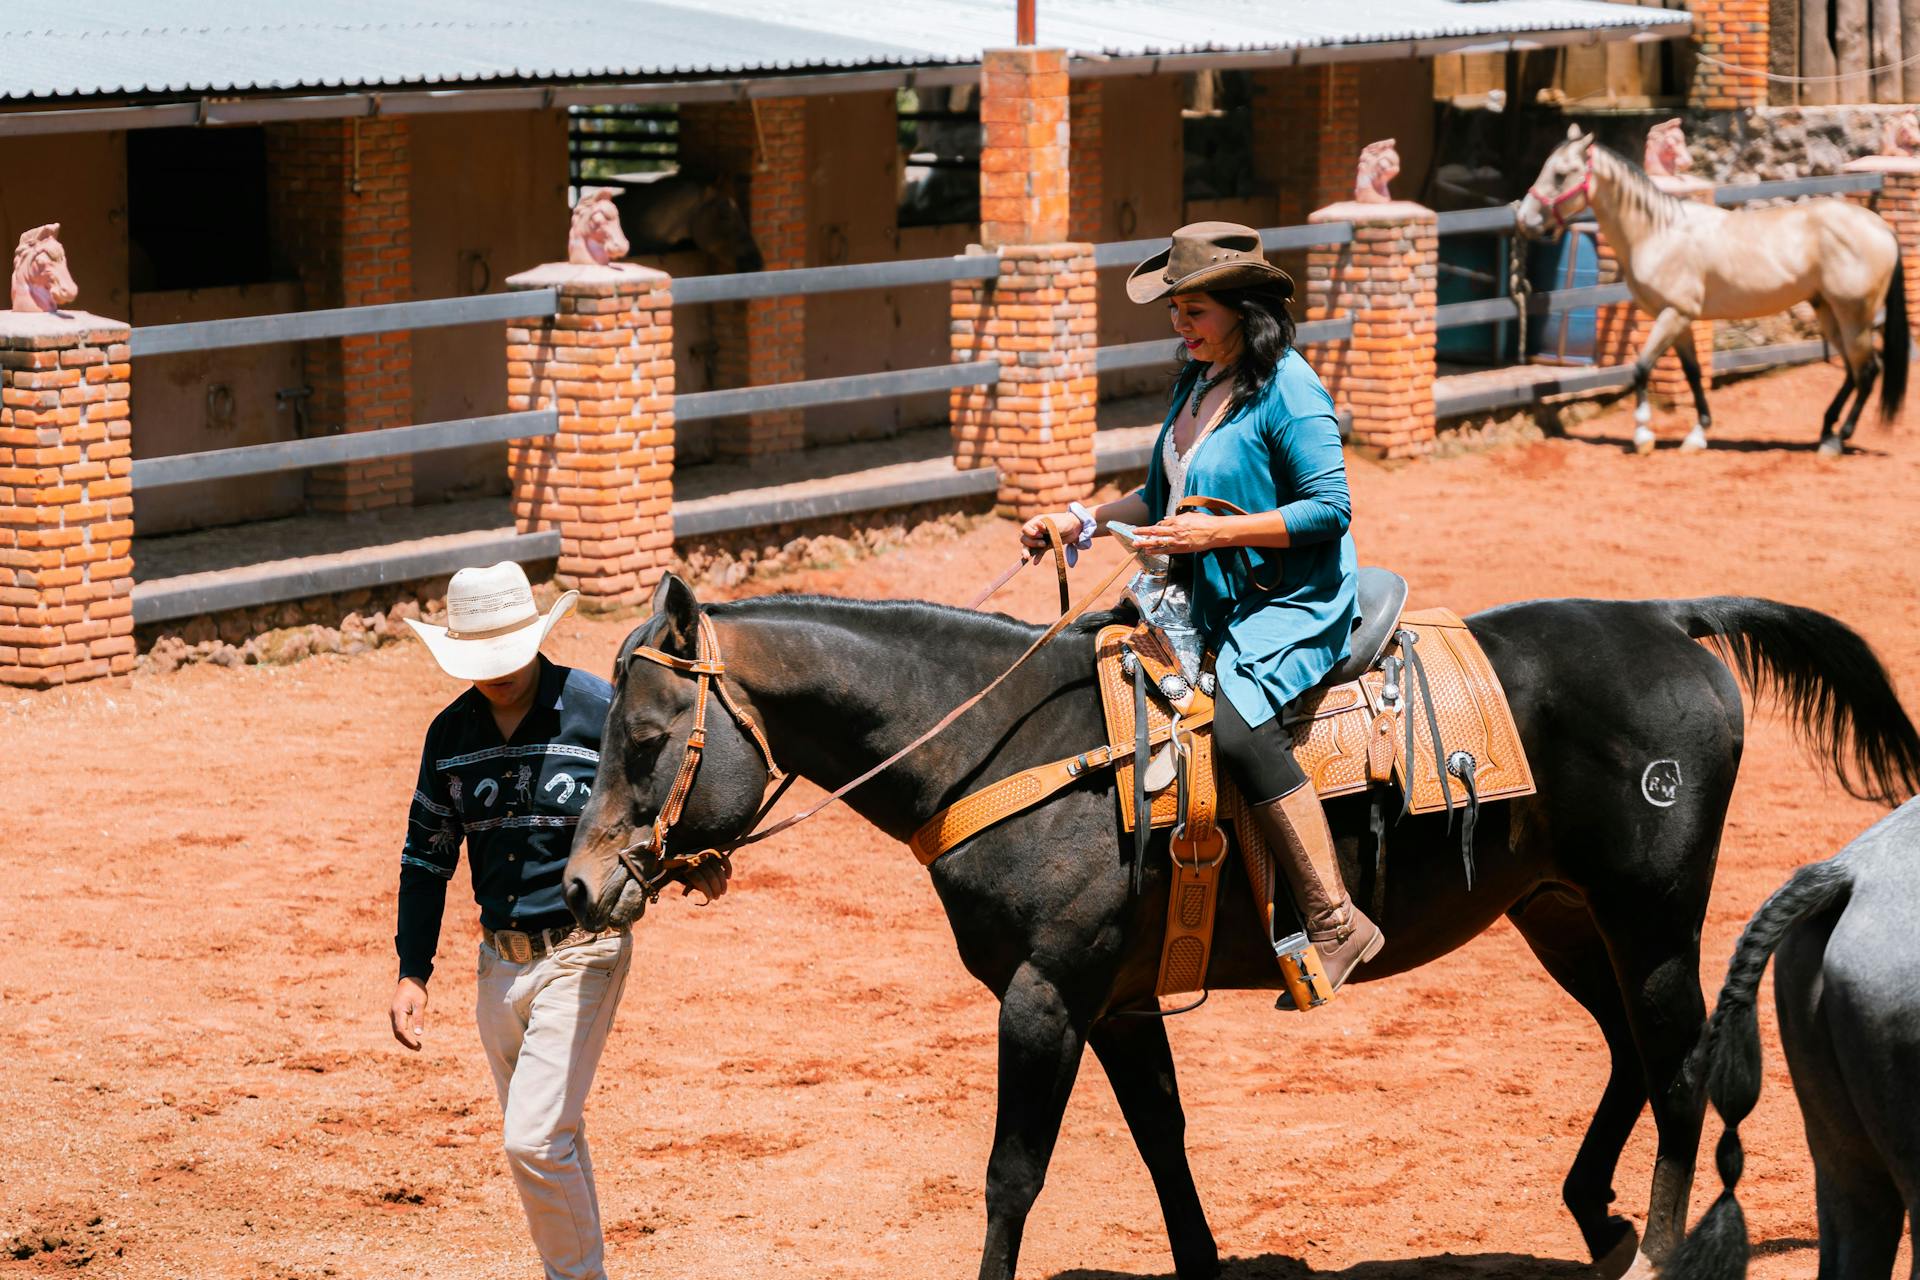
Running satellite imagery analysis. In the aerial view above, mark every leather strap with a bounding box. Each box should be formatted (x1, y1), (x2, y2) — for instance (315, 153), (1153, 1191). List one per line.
(907, 704), (1215, 864)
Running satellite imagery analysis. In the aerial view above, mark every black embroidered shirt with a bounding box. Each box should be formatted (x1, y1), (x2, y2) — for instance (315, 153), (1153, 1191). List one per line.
(394, 656), (611, 982)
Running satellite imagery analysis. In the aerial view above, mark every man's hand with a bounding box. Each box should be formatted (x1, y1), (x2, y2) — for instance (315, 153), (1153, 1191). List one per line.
(390, 977), (428, 1051)
(681, 857), (731, 906)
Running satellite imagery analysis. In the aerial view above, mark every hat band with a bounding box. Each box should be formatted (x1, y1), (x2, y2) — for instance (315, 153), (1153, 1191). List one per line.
(444, 611), (542, 642)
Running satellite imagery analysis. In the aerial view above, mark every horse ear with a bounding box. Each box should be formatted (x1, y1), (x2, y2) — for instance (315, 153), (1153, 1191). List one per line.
(649, 572), (701, 657)
(1566, 124), (1583, 142)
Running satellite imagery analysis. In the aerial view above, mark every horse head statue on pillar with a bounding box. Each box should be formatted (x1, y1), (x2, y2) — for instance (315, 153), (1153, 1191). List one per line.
(11, 224), (78, 313)
(1880, 110), (1920, 158)
(568, 189), (632, 267)
(1354, 139), (1401, 203)
(1644, 119), (1693, 178)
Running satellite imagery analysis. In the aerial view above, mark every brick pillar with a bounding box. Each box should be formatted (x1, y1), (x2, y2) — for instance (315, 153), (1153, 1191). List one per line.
(505, 263), (674, 608)
(1068, 79), (1104, 244)
(951, 48), (1097, 519)
(1307, 201), (1439, 459)
(1265, 66), (1362, 229)
(265, 117), (413, 513)
(1689, 0), (1769, 109)
(679, 99), (807, 462)
(0, 312), (134, 687)
(1594, 179), (1716, 407)
(1845, 156), (1920, 322)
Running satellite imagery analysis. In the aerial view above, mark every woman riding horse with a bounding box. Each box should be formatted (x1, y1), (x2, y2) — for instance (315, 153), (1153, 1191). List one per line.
(1020, 220), (1384, 993)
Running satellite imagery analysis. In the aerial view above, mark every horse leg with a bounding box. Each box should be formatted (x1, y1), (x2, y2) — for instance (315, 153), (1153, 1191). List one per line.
(1834, 305), (1881, 447)
(1813, 299), (1857, 455)
(1630, 308), (1692, 455)
(977, 964), (1088, 1280)
(1088, 1015), (1220, 1280)
(1508, 887), (1646, 1276)
(1672, 327), (1712, 451)
(1585, 908), (1709, 1266)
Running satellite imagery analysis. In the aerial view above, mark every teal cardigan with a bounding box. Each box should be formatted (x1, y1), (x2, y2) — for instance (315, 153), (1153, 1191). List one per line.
(1136, 349), (1358, 729)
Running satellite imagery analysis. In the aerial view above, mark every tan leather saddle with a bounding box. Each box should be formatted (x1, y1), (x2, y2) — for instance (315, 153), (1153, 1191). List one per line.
(912, 570), (1537, 1005)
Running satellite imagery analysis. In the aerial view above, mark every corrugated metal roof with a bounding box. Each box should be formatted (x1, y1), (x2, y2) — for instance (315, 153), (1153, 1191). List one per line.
(0, 0), (1692, 103)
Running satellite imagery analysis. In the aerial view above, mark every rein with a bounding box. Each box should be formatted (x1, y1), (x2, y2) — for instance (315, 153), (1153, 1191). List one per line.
(612, 525), (1115, 900)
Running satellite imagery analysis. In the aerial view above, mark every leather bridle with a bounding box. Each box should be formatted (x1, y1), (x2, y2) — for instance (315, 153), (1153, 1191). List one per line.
(611, 611), (791, 903)
(1526, 145), (1594, 232)
(605, 526), (1127, 902)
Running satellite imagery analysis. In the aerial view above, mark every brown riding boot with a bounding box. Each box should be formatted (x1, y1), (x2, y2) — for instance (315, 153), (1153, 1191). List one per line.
(1255, 783), (1385, 997)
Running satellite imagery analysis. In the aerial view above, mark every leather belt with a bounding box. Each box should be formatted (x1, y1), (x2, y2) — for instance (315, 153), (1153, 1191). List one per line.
(485, 924), (618, 965)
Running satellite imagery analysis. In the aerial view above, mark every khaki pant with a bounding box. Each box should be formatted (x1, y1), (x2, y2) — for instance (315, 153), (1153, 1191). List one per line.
(475, 931), (632, 1280)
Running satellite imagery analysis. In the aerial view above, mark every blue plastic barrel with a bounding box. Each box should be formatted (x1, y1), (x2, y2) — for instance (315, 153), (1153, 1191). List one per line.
(1528, 226), (1601, 365)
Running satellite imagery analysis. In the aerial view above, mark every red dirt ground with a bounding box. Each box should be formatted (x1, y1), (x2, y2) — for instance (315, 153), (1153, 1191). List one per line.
(3, 363), (1915, 1279)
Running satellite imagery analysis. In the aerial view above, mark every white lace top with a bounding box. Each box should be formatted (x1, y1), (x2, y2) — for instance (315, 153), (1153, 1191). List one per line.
(1163, 379), (1226, 509)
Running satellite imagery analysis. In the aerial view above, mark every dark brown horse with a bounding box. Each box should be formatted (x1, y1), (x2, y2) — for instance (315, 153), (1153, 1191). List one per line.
(566, 576), (1920, 1280)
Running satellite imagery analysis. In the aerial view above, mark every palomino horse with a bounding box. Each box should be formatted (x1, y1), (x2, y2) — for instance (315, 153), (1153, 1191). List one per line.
(1518, 127), (1910, 455)
(566, 577), (1920, 1280)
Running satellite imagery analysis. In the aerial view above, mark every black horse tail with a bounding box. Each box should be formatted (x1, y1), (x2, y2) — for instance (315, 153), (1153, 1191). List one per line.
(1664, 858), (1854, 1280)
(1881, 255), (1908, 424)
(1670, 597), (1920, 805)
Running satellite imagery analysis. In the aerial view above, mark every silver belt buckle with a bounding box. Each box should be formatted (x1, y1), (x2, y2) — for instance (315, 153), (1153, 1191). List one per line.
(495, 929), (534, 964)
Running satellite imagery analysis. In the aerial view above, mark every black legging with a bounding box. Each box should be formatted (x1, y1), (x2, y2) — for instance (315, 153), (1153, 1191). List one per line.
(1213, 691), (1308, 805)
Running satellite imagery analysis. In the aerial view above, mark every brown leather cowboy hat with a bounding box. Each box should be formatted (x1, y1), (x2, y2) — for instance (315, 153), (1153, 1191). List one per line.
(1126, 220), (1294, 305)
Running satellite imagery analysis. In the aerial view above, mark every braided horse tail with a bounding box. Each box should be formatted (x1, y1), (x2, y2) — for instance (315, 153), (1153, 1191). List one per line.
(1662, 859), (1855, 1280)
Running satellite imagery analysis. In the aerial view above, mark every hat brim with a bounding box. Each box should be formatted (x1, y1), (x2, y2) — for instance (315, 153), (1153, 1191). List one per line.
(404, 590), (579, 682)
(1125, 254), (1295, 305)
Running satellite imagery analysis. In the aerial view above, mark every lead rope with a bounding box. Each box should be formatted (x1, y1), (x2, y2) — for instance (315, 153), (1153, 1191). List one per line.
(1508, 224), (1533, 367)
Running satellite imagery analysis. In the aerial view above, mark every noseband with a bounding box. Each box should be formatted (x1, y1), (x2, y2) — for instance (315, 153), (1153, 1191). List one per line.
(1527, 147), (1594, 231)
(612, 613), (791, 903)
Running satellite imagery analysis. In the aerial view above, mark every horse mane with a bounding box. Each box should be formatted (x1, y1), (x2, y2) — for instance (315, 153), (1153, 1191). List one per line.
(1592, 143), (1691, 233)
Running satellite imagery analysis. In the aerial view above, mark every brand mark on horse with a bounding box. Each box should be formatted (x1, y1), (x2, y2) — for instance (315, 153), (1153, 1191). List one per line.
(1642, 759), (1683, 807)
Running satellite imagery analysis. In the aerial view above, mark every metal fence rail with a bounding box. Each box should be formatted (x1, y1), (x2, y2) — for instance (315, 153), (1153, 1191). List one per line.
(130, 410), (557, 491)
(131, 290), (561, 357)
(1096, 316), (1354, 374)
(674, 255), (1001, 305)
(675, 361), (1001, 422)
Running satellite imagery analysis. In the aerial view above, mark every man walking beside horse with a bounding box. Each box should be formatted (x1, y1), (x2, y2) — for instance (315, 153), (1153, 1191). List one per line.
(385, 561), (722, 1279)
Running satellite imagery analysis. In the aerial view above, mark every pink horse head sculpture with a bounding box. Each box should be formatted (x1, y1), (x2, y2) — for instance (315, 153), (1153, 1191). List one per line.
(1880, 111), (1920, 158)
(1355, 139), (1400, 204)
(11, 223), (79, 313)
(568, 189), (631, 267)
(1644, 119), (1693, 178)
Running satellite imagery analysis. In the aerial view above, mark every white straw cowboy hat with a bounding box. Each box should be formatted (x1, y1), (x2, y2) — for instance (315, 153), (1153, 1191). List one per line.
(404, 562), (578, 682)
(1126, 220), (1294, 304)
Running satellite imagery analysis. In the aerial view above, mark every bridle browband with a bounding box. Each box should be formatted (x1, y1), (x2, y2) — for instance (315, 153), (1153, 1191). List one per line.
(1527, 143), (1595, 231)
(606, 524), (1124, 903)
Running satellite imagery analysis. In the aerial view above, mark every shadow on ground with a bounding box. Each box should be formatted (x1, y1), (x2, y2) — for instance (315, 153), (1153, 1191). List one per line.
(1052, 1252), (1593, 1280)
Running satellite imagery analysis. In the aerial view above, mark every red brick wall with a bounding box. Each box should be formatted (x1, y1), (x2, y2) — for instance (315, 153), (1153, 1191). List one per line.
(1307, 207), (1437, 459)
(679, 99), (808, 459)
(1068, 79), (1104, 245)
(1270, 66), (1362, 229)
(0, 317), (135, 687)
(265, 117), (413, 512)
(506, 267), (675, 605)
(950, 245), (1098, 516)
(981, 48), (1070, 246)
(1690, 0), (1769, 109)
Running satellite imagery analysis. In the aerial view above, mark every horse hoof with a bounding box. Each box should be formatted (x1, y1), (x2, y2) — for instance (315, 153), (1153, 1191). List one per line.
(1680, 428), (1708, 452)
(1591, 1220), (1641, 1280)
(1818, 436), (1844, 457)
(1633, 428), (1657, 455)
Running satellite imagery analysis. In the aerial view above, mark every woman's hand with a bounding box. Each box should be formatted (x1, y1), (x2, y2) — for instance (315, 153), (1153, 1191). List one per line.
(1019, 510), (1084, 551)
(1133, 511), (1228, 554)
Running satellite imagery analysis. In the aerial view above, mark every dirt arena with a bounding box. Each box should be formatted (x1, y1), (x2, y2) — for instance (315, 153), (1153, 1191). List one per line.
(4, 362), (1915, 1278)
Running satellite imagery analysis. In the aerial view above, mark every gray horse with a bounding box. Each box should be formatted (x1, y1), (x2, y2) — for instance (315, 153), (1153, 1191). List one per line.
(1669, 796), (1920, 1280)
(609, 170), (764, 272)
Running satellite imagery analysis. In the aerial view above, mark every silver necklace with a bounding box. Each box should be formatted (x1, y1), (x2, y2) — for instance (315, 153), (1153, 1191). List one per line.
(1188, 366), (1226, 417)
